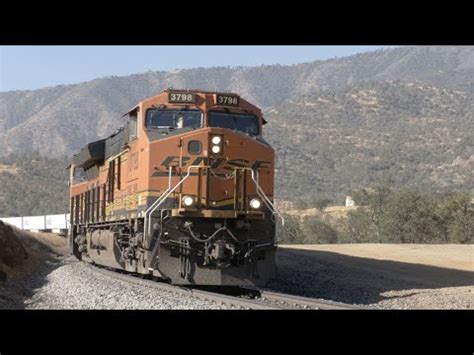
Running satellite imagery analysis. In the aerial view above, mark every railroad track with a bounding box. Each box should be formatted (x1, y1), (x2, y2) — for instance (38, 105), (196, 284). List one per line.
(85, 263), (358, 310)
(252, 289), (358, 309)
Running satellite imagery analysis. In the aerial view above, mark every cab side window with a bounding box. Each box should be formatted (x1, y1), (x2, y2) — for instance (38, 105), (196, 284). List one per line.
(73, 167), (87, 184)
(129, 112), (138, 140)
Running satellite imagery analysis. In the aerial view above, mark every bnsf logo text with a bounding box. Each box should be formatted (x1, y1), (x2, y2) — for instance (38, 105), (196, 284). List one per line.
(152, 156), (271, 177)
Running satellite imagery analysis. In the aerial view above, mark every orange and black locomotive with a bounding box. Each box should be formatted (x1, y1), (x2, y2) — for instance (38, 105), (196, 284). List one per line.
(68, 89), (283, 286)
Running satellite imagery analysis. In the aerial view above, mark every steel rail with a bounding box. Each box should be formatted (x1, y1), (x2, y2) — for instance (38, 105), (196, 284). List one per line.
(84, 263), (280, 309)
(84, 263), (359, 310)
(255, 289), (360, 310)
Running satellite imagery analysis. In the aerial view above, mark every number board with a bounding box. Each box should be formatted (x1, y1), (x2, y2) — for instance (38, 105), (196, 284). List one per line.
(168, 92), (196, 104)
(215, 94), (239, 106)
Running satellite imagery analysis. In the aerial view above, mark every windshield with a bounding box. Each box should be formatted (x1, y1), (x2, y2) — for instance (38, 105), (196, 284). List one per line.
(208, 112), (259, 136)
(145, 109), (202, 129)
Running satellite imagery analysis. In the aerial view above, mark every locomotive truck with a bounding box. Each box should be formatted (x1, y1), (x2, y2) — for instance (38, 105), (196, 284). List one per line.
(68, 89), (283, 286)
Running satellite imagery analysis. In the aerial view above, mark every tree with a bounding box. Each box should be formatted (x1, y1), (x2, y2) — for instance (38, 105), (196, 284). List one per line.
(378, 191), (440, 243)
(277, 214), (305, 244)
(345, 208), (378, 242)
(301, 216), (339, 244)
(293, 198), (309, 210)
(445, 194), (474, 243)
(312, 197), (333, 211)
(343, 188), (474, 244)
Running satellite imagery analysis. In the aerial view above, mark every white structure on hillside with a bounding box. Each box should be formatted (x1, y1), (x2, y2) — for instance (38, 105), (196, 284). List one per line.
(345, 196), (355, 207)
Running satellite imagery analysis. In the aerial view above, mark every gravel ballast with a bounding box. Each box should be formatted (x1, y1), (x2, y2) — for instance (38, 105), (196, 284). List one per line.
(268, 245), (473, 309)
(1, 231), (471, 310)
(22, 257), (225, 310)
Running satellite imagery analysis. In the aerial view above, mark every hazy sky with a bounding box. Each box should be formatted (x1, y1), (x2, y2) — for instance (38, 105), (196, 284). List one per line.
(0, 46), (396, 92)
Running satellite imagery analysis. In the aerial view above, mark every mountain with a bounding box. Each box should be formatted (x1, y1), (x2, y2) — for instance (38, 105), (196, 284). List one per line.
(0, 46), (474, 215)
(0, 153), (68, 217)
(1, 46), (473, 158)
(267, 80), (474, 201)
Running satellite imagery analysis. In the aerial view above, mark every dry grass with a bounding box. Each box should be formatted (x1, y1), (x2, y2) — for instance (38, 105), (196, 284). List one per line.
(0, 164), (19, 175)
(0, 222), (68, 282)
(279, 244), (474, 272)
(283, 205), (358, 220)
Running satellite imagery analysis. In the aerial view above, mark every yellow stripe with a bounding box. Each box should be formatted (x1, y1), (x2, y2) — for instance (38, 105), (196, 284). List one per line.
(106, 190), (274, 211)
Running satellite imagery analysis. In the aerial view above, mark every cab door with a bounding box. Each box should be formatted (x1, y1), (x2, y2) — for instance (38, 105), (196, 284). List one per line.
(125, 109), (141, 211)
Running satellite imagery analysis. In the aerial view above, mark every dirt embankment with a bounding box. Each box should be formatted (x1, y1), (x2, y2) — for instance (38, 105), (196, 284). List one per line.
(0, 221), (28, 281)
(0, 220), (68, 282)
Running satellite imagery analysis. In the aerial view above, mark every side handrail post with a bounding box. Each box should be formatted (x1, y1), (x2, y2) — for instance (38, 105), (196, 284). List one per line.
(143, 165), (285, 244)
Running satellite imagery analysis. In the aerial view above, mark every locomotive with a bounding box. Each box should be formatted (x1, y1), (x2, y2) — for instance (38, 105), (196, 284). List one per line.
(68, 89), (283, 286)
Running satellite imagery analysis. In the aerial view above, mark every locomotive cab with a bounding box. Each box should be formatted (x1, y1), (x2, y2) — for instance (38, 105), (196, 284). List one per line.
(69, 89), (283, 286)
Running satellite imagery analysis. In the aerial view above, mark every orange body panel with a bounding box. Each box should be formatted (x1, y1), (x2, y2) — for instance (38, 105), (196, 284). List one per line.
(69, 90), (274, 223)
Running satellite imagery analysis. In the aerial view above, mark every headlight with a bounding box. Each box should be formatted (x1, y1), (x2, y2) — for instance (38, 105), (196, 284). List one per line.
(182, 195), (194, 207)
(249, 198), (261, 209)
(211, 136), (222, 145)
(211, 145), (221, 154)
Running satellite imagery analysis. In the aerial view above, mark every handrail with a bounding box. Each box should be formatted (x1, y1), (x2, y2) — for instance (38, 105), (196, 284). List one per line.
(144, 167), (173, 244)
(242, 167), (285, 226)
(144, 165), (205, 242)
(143, 165), (285, 242)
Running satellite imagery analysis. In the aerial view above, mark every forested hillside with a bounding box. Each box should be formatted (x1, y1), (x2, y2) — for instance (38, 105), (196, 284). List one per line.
(269, 80), (474, 202)
(1, 46), (473, 158)
(0, 154), (68, 216)
(1, 46), (473, 217)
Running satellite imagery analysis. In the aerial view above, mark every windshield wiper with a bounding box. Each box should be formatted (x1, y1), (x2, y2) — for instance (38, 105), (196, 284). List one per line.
(148, 107), (189, 130)
(147, 126), (174, 132)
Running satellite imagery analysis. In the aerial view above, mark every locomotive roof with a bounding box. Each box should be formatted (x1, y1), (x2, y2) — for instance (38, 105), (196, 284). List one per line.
(71, 89), (267, 166)
(122, 89), (265, 121)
